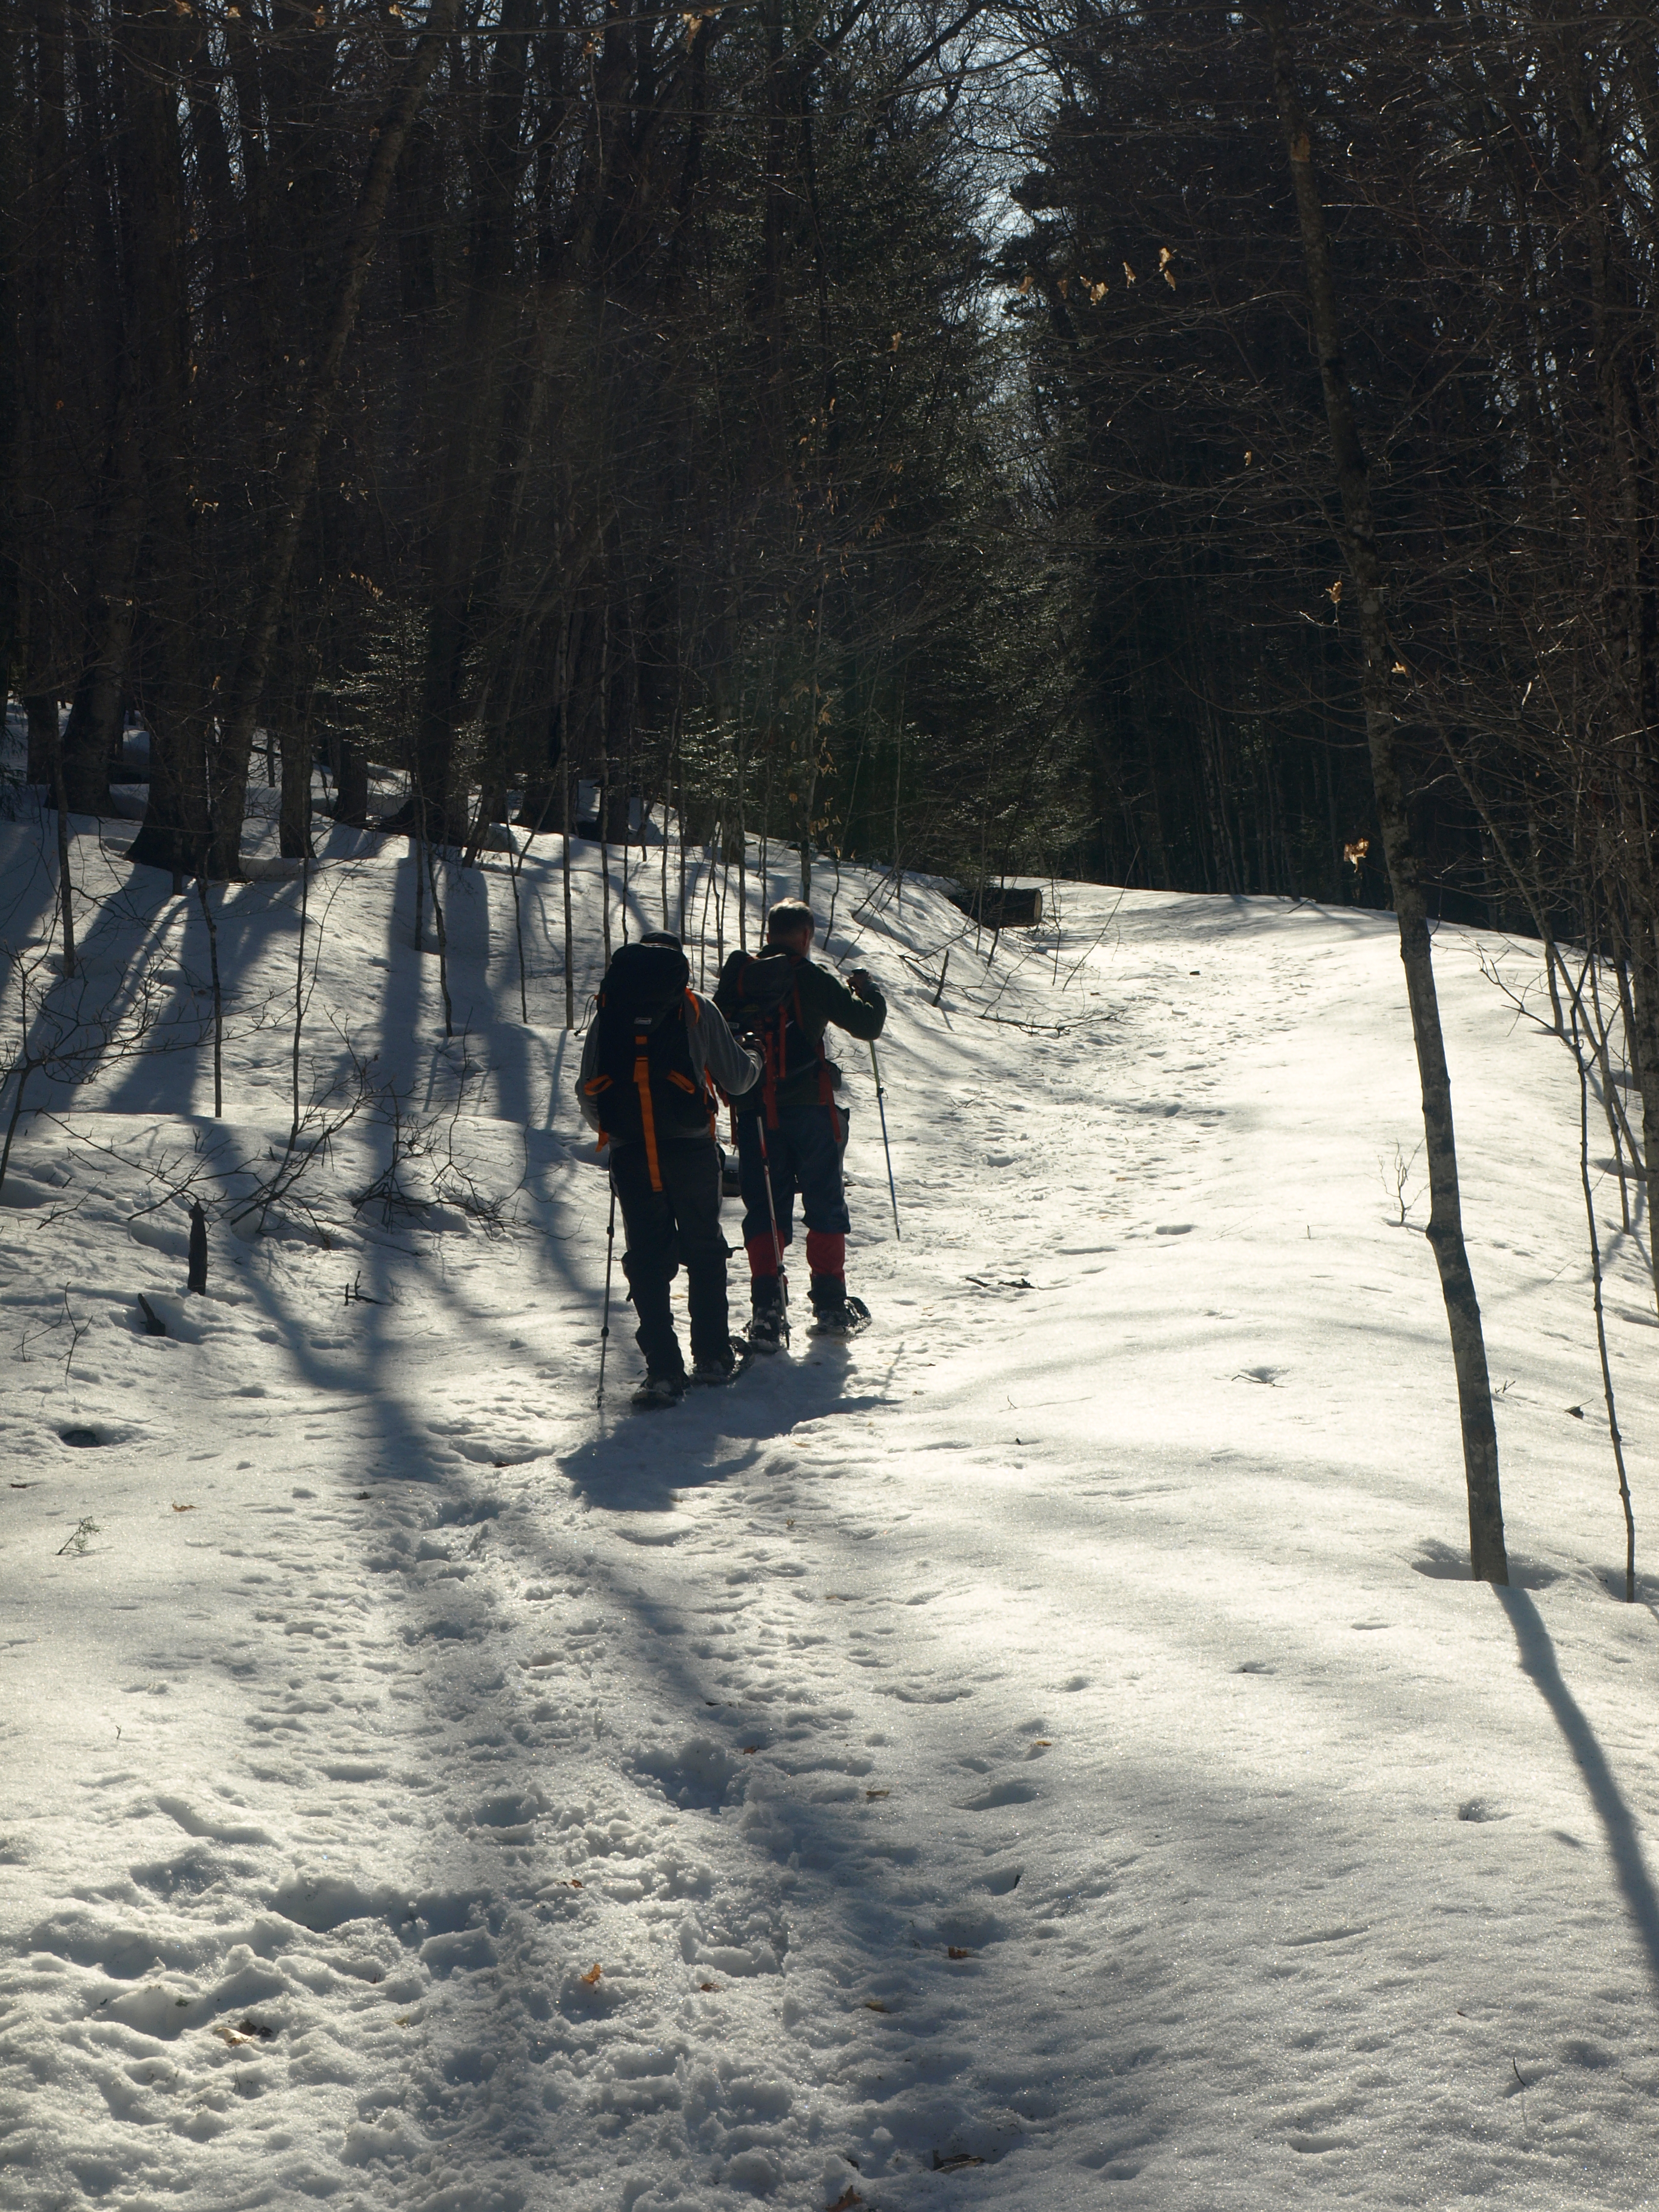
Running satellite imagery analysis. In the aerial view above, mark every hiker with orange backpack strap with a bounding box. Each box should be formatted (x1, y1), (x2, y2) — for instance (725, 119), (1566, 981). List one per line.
(714, 898), (888, 1346)
(577, 932), (761, 1409)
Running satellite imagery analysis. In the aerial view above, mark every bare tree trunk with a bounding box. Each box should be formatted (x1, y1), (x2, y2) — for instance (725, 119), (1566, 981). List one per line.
(1566, 964), (1637, 1601)
(51, 733), (77, 981)
(207, 0), (464, 877)
(561, 749), (575, 1030)
(1262, 0), (1507, 1584)
(279, 719), (312, 863)
(196, 876), (223, 1116)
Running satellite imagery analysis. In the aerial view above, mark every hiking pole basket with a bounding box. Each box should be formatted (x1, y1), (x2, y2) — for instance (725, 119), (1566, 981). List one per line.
(597, 1176), (617, 1408)
(868, 1039), (900, 1239)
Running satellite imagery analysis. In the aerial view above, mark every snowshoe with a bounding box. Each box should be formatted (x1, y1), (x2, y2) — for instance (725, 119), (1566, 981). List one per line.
(809, 1295), (871, 1339)
(746, 1276), (789, 1354)
(690, 1338), (754, 1387)
(631, 1372), (686, 1411)
(746, 1306), (788, 1353)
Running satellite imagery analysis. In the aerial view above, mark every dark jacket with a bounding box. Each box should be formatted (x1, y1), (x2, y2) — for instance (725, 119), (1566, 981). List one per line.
(715, 953), (886, 1116)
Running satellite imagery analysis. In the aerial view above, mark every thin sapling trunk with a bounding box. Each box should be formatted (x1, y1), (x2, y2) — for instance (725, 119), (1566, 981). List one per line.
(1263, 0), (1507, 1583)
(1569, 965), (1638, 1601)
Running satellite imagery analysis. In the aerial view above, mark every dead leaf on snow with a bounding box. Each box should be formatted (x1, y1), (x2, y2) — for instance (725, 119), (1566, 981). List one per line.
(581, 1963), (603, 1986)
(947, 1946), (973, 1960)
(172, 1503), (195, 1513)
(740, 1744), (762, 1755)
(700, 1981), (719, 1992)
(862, 1999), (890, 2013)
(933, 2151), (987, 2171)
(864, 1788), (889, 1800)
(828, 2191), (864, 2211)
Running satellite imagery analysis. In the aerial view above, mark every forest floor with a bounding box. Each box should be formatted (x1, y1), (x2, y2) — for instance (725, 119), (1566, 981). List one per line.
(3, 804), (1659, 2211)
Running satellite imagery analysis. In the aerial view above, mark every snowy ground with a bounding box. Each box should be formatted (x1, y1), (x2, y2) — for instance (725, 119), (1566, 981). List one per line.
(4, 799), (1659, 2211)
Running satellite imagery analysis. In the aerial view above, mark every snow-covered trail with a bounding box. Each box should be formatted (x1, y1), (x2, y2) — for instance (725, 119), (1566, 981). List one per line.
(4, 834), (1659, 2210)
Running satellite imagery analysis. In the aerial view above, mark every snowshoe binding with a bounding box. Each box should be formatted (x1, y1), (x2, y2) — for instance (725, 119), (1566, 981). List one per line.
(746, 1278), (788, 1355)
(690, 1337), (754, 1387)
(631, 1371), (686, 1412)
(809, 1294), (871, 1339)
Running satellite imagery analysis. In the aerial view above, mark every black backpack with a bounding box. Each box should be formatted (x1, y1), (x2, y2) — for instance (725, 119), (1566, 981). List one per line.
(715, 947), (836, 1124)
(584, 942), (712, 1186)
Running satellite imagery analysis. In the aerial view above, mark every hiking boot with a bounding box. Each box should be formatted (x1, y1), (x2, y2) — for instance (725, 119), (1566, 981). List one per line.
(631, 1371), (686, 1410)
(746, 1276), (788, 1353)
(689, 1339), (746, 1386)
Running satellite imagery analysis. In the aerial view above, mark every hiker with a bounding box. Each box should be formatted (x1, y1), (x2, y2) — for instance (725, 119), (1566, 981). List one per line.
(714, 897), (888, 1344)
(577, 932), (761, 1409)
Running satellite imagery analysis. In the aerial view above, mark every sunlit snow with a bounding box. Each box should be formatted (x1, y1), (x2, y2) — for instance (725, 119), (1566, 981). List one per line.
(3, 799), (1657, 2209)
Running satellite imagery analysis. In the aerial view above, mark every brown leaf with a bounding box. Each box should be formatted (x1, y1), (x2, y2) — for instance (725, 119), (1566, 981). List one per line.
(828, 2191), (864, 2211)
(581, 1963), (603, 1986)
(700, 1981), (719, 1992)
(1122, 260), (1137, 284)
(864, 1788), (889, 1800)
(947, 1946), (973, 1960)
(934, 2151), (987, 2171)
(172, 1503), (195, 1513)
(740, 1744), (762, 1755)
(862, 1999), (890, 2013)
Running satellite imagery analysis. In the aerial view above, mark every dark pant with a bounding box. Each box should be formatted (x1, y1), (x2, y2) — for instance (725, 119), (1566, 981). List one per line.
(737, 1101), (851, 1253)
(610, 1136), (730, 1378)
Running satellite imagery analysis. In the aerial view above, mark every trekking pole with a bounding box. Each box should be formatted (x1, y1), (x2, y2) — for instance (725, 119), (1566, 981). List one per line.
(597, 1179), (617, 1409)
(753, 1114), (791, 1345)
(868, 1039), (900, 1240)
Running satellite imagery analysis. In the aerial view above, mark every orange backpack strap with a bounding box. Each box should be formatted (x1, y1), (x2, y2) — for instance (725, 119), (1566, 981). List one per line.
(632, 1019), (663, 1191)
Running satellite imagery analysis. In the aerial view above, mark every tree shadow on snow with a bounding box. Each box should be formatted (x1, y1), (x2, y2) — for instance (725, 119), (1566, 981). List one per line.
(1496, 1585), (1659, 1993)
(557, 1348), (893, 1513)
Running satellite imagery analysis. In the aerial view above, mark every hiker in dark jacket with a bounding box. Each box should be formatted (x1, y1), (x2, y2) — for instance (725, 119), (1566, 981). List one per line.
(714, 898), (887, 1344)
(577, 932), (761, 1408)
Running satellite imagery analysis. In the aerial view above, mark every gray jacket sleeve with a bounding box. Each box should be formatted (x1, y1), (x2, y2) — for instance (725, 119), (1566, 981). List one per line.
(689, 994), (762, 1102)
